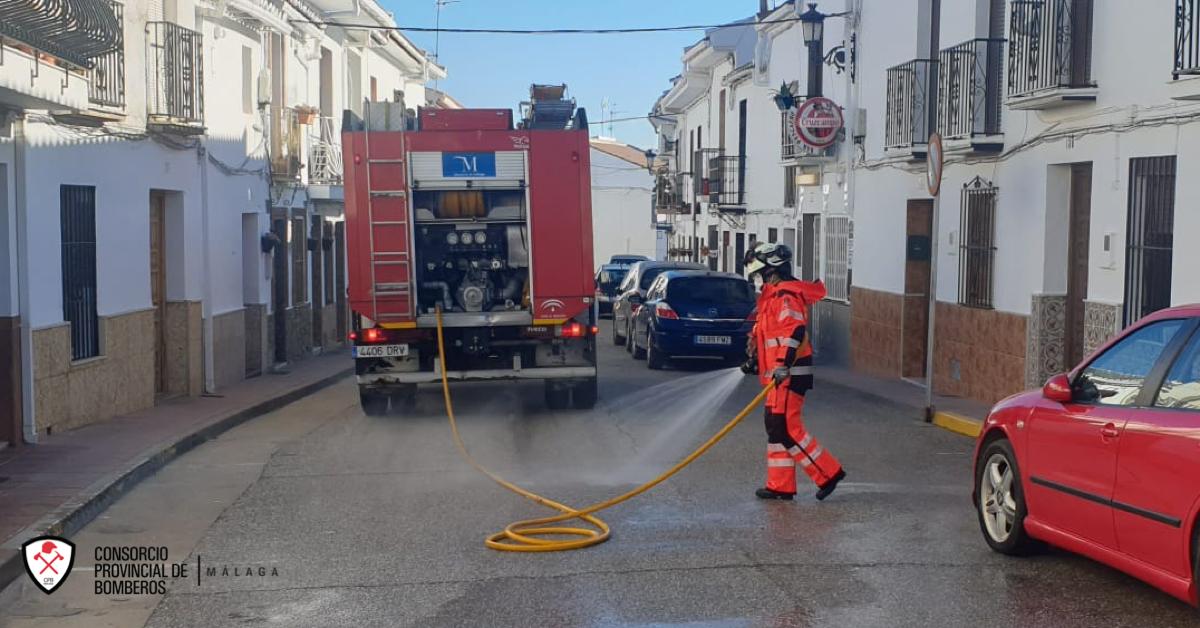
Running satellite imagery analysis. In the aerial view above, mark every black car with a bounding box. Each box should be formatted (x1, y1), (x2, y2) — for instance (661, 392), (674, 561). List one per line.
(594, 263), (631, 317)
(611, 260), (706, 350)
(610, 254), (650, 265)
(629, 270), (756, 369)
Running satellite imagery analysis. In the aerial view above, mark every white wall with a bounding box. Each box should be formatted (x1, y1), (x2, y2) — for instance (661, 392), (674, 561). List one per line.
(591, 148), (655, 266)
(851, 0), (1200, 317)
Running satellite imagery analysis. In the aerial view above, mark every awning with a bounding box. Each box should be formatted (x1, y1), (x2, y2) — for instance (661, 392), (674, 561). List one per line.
(0, 0), (121, 68)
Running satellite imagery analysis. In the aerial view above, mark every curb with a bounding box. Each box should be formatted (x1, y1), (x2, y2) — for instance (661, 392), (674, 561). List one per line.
(931, 411), (984, 438)
(814, 375), (985, 439)
(0, 366), (352, 593)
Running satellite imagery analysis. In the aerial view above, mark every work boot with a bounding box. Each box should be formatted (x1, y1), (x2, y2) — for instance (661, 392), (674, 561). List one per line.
(755, 488), (794, 500)
(815, 470), (847, 501)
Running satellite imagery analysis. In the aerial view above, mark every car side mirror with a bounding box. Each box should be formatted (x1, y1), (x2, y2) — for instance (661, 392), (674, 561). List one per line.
(1042, 373), (1073, 403)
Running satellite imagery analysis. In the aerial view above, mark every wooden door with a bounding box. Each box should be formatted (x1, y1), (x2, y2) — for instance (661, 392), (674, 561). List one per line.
(150, 194), (167, 394)
(1065, 163), (1092, 367)
(902, 199), (933, 378)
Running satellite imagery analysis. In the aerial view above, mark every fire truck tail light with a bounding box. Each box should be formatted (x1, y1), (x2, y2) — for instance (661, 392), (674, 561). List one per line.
(561, 322), (587, 338)
(363, 328), (388, 343)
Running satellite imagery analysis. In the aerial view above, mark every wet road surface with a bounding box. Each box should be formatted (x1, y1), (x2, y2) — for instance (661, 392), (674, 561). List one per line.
(1, 320), (1197, 627)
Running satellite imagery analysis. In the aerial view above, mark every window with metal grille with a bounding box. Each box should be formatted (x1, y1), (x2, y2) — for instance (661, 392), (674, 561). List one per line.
(824, 216), (850, 301)
(1124, 156), (1176, 326)
(783, 166), (797, 208)
(61, 185), (100, 360)
(958, 177), (997, 309)
(768, 228), (778, 243)
(291, 216), (307, 305)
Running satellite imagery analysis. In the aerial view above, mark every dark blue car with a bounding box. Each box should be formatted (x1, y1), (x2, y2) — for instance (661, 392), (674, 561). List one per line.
(630, 270), (756, 369)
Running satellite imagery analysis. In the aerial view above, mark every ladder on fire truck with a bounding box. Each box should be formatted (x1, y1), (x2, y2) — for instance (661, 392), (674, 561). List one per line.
(362, 102), (415, 325)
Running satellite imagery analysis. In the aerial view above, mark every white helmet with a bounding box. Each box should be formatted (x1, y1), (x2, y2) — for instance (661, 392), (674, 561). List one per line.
(745, 242), (793, 277)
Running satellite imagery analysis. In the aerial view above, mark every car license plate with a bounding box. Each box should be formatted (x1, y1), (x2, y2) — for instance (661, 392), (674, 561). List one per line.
(353, 344), (409, 358)
(695, 335), (731, 346)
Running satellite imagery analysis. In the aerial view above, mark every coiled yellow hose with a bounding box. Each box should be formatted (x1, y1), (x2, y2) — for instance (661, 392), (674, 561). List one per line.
(435, 308), (772, 552)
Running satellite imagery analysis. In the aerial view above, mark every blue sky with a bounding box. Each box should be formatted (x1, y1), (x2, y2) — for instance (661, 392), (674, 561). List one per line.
(385, 1), (763, 149)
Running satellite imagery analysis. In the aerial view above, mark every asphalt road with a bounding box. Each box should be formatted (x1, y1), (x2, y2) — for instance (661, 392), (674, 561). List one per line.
(1, 320), (1197, 627)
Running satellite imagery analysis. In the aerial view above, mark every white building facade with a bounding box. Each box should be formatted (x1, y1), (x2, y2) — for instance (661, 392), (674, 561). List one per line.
(590, 137), (657, 265)
(0, 0), (442, 444)
(853, 0), (1200, 405)
(650, 2), (853, 364)
(654, 0), (1200, 406)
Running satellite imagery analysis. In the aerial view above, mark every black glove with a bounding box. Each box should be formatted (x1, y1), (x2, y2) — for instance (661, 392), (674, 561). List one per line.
(769, 366), (788, 385)
(740, 355), (758, 375)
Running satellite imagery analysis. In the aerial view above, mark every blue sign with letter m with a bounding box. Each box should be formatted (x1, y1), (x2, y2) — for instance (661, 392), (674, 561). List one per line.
(441, 152), (497, 178)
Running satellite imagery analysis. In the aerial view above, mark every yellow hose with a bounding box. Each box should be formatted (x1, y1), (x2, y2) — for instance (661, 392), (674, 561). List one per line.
(434, 308), (772, 552)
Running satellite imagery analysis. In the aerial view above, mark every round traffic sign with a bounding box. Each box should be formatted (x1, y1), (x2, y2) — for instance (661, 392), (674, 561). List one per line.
(926, 133), (944, 196)
(792, 97), (844, 150)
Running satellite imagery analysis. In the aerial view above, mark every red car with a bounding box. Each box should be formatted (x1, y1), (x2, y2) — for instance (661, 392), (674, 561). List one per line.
(973, 304), (1200, 608)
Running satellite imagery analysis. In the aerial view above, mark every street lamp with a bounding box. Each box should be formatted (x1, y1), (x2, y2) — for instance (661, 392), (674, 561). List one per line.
(798, 3), (825, 46)
(798, 3), (826, 98)
(643, 149), (657, 175)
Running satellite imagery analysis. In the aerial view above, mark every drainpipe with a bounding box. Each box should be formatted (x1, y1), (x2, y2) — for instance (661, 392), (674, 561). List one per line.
(199, 144), (215, 393)
(844, 1), (861, 219)
(13, 115), (35, 443)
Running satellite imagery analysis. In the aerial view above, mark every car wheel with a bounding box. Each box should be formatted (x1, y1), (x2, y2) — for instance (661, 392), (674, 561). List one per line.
(613, 317), (625, 345)
(544, 382), (571, 410)
(1192, 522), (1199, 609)
(359, 390), (389, 417)
(571, 377), (598, 409)
(631, 326), (647, 359)
(975, 438), (1035, 555)
(389, 385), (417, 412)
(646, 337), (665, 370)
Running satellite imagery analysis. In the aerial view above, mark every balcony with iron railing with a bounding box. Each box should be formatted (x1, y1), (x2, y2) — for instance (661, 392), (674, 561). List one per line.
(937, 38), (1004, 152)
(271, 106), (303, 181)
(654, 172), (687, 214)
(691, 148), (720, 200)
(146, 21), (203, 132)
(308, 116), (343, 185)
(707, 154), (745, 210)
(1179, 0), (1200, 77)
(1008, 0), (1096, 108)
(1170, 0), (1200, 100)
(781, 109), (835, 162)
(884, 58), (938, 154)
(86, 0), (124, 111)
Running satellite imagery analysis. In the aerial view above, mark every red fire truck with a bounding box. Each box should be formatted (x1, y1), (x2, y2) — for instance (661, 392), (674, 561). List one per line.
(341, 85), (598, 415)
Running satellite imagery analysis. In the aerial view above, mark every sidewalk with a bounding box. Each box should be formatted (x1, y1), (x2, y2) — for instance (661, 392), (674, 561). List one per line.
(815, 365), (992, 437)
(0, 352), (352, 592)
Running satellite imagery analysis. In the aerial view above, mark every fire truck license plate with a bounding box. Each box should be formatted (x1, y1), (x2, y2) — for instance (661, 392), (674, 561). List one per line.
(694, 335), (731, 346)
(353, 344), (409, 358)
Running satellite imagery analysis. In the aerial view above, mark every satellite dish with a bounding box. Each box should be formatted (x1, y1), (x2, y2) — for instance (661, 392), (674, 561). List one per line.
(754, 31), (772, 87)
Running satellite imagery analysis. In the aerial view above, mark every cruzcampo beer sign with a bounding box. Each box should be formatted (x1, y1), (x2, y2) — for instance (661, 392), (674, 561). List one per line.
(791, 97), (844, 150)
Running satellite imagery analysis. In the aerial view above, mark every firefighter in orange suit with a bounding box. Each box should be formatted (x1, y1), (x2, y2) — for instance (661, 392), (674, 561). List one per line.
(745, 242), (846, 501)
